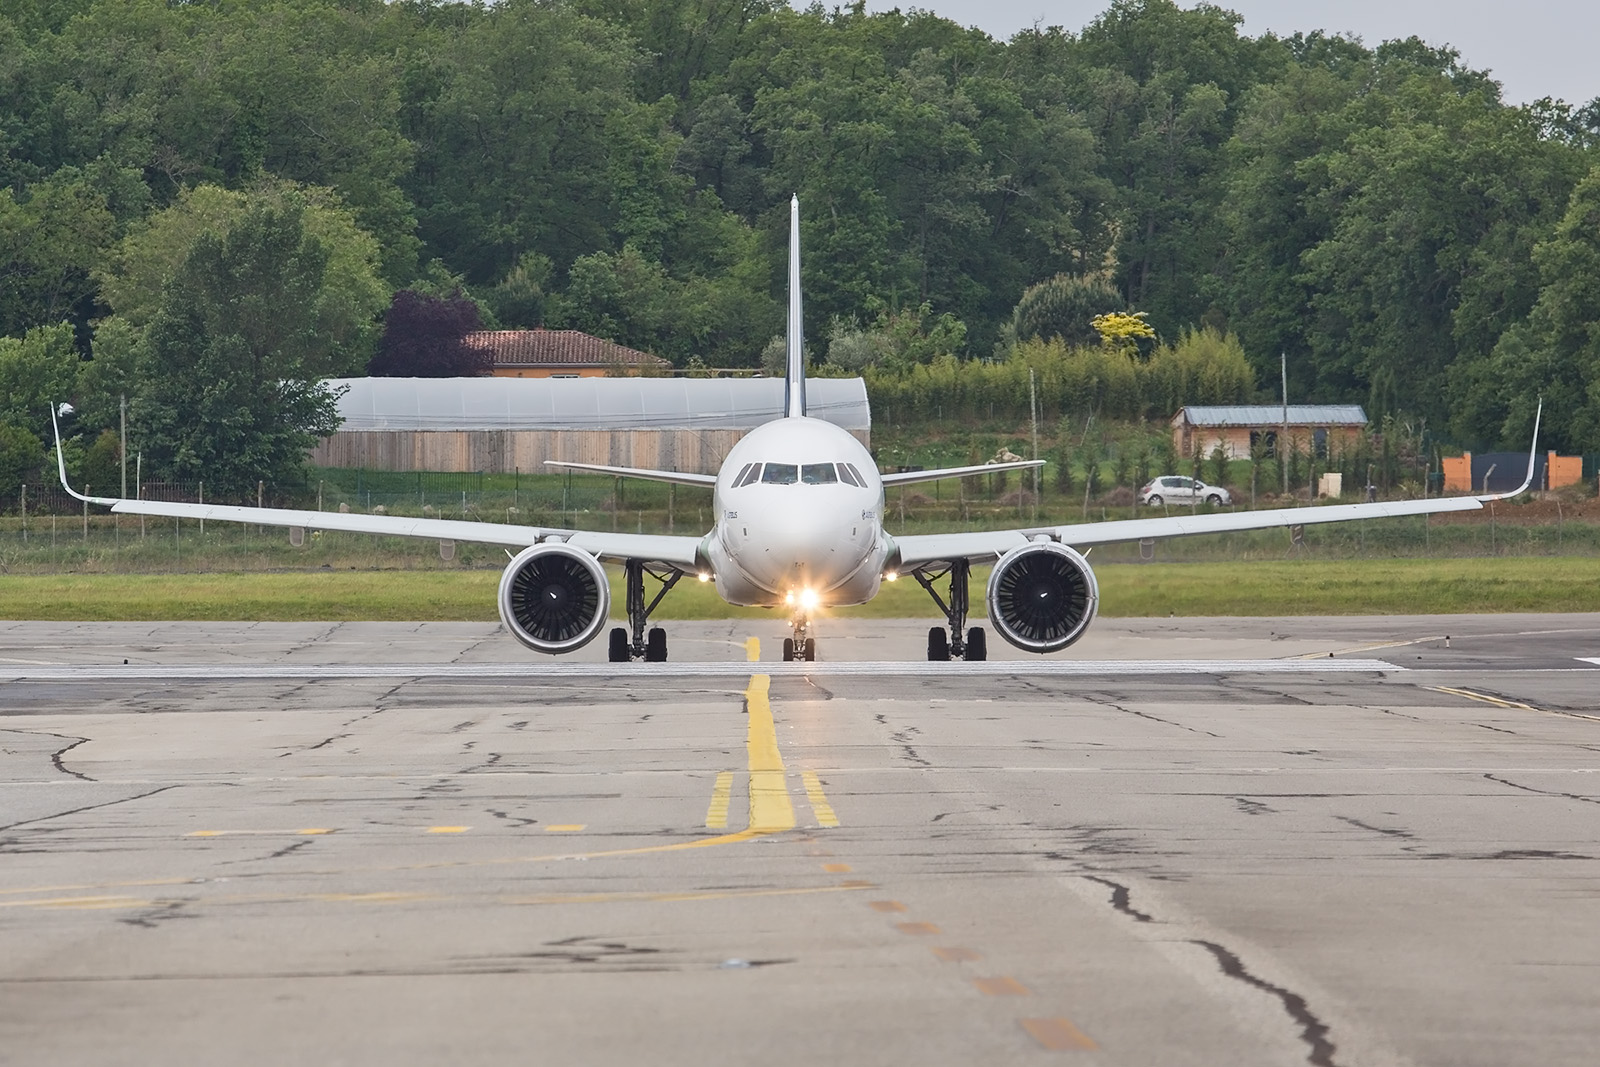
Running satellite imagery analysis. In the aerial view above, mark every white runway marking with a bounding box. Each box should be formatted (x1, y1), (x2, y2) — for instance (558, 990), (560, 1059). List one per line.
(1577, 658), (1600, 667)
(1, 659), (1403, 681)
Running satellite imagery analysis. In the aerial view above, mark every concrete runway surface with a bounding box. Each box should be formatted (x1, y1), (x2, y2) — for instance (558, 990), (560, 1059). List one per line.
(2, 613), (1599, 1067)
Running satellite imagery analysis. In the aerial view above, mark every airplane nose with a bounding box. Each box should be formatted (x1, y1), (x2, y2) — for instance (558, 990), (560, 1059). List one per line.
(752, 505), (853, 590)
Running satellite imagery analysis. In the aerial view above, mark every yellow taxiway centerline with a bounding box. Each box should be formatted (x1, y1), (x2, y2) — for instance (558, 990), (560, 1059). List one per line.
(1428, 685), (1600, 723)
(802, 770), (840, 828)
(745, 674), (796, 833)
(706, 771), (734, 829)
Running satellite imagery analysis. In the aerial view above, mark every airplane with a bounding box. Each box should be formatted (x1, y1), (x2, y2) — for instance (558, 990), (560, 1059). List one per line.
(54, 197), (1541, 663)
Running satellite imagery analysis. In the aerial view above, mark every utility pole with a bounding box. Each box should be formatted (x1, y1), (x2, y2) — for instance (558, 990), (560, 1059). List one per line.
(1280, 352), (1290, 495)
(119, 394), (128, 498)
(1029, 367), (1039, 518)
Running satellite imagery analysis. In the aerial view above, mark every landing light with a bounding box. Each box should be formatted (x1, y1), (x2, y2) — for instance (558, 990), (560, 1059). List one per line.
(698, 571), (712, 583)
(884, 571), (899, 582)
(799, 588), (820, 610)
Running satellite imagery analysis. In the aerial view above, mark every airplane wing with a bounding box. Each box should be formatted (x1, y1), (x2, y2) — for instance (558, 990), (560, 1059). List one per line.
(51, 415), (706, 570)
(892, 494), (1487, 567)
(543, 461), (717, 487)
(892, 404), (1541, 570)
(881, 459), (1043, 487)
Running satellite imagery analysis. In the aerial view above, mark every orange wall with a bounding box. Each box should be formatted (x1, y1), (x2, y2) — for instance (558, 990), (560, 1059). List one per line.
(1441, 454), (1472, 492)
(1548, 452), (1583, 489)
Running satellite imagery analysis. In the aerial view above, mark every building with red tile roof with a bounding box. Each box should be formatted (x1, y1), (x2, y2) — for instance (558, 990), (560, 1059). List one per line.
(466, 329), (670, 377)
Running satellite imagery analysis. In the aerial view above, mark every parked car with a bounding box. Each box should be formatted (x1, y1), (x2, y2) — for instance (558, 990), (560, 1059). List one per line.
(1139, 475), (1231, 507)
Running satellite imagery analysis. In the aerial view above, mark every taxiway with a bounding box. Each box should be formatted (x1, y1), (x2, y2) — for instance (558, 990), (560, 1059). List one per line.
(2, 615), (1598, 1066)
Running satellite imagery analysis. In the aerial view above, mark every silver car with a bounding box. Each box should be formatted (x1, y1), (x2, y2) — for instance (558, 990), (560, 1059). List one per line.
(1139, 475), (1231, 507)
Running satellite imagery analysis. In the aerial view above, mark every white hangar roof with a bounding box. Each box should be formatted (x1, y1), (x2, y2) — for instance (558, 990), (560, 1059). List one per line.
(325, 376), (871, 432)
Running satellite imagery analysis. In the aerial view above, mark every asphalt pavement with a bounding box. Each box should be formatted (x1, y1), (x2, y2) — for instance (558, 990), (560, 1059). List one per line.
(2, 614), (1599, 1066)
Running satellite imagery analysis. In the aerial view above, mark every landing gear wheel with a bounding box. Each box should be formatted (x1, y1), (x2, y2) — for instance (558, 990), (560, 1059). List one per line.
(964, 627), (987, 661)
(620, 559), (683, 664)
(927, 626), (950, 661)
(802, 638), (816, 662)
(782, 637), (796, 662)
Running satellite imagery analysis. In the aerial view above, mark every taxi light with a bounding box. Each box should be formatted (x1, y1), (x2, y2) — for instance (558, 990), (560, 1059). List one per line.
(785, 591), (795, 605)
(884, 570), (899, 582)
(799, 588), (820, 610)
(698, 571), (712, 583)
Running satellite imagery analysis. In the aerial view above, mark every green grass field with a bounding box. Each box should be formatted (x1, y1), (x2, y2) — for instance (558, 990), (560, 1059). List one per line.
(2, 557), (1596, 621)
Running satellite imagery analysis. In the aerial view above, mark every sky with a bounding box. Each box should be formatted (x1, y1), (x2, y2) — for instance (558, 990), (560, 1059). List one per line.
(849, 0), (1600, 106)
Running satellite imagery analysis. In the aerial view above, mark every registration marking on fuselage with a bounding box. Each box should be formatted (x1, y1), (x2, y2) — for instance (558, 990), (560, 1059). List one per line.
(5, 659), (1407, 681)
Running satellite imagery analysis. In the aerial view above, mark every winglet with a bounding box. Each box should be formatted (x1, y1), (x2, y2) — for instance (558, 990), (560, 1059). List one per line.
(50, 404), (95, 504)
(1479, 397), (1542, 501)
(783, 195), (806, 419)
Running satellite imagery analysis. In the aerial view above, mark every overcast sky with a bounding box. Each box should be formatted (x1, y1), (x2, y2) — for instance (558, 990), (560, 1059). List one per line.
(846, 1), (1600, 106)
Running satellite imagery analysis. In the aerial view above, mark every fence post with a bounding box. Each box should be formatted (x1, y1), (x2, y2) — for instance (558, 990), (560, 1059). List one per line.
(20, 484), (25, 542)
(198, 480), (204, 535)
(83, 485), (88, 539)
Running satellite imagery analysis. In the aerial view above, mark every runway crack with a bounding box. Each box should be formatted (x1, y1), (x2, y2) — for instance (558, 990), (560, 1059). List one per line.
(1483, 773), (1600, 806)
(1334, 815), (1414, 840)
(0, 784), (178, 833)
(1191, 939), (1343, 1067)
(1082, 875), (1155, 923)
(1088, 696), (1221, 738)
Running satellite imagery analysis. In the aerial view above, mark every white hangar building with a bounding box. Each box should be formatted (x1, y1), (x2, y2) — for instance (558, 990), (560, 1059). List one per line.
(309, 376), (872, 475)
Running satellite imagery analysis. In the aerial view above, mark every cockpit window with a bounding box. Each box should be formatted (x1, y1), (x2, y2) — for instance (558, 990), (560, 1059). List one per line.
(801, 463), (839, 485)
(732, 462), (760, 488)
(843, 463), (867, 486)
(836, 463), (862, 487)
(760, 463), (799, 485)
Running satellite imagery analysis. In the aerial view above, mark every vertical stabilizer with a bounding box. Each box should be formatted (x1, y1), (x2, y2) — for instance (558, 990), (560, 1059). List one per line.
(784, 195), (806, 418)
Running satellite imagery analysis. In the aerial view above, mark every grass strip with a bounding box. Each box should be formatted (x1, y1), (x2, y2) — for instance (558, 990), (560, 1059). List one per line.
(1, 557), (1596, 621)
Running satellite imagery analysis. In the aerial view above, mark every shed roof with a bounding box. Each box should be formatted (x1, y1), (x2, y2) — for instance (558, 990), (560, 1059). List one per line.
(326, 376), (870, 432)
(1175, 404), (1368, 427)
(465, 329), (669, 368)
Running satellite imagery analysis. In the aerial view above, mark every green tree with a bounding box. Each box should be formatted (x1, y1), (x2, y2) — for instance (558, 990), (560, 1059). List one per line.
(99, 181), (388, 375)
(1013, 274), (1123, 346)
(1453, 165), (1600, 452)
(132, 199), (342, 495)
(0, 424), (43, 492)
(0, 323), (80, 439)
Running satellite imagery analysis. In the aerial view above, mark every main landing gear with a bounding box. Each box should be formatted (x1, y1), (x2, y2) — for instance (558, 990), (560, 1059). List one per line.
(782, 612), (816, 661)
(912, 559), (987, 661)
(607, 559), (682, 662)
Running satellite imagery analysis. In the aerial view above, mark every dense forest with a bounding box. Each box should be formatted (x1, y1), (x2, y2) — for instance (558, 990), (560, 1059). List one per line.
(2, 0), (1599, 492)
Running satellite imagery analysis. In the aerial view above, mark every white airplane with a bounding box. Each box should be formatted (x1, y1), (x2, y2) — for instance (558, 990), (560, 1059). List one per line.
(55, 198), (1540, 663)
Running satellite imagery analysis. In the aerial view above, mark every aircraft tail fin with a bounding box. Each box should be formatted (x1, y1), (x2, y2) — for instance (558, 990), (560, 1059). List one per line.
(784, 195), (806, 419)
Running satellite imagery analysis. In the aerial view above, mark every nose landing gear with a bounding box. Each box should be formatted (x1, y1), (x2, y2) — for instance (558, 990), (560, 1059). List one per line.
(912, 559), (987, 661)
(607, 559), (682, 662)
(782, 614), (816, 661)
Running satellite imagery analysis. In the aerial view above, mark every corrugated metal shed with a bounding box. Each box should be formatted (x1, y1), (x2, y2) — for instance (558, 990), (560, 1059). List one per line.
(328, 376), (870, 432)
(1175, 404), (1367, 427)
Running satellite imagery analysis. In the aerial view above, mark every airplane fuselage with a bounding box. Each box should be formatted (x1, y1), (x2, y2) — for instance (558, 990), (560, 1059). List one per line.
(705, 416), (889, 609)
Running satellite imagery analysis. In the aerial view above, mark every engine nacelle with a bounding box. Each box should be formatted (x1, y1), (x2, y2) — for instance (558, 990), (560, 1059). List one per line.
(497, 543), (610, 654)
(986, 541), (1099, 653)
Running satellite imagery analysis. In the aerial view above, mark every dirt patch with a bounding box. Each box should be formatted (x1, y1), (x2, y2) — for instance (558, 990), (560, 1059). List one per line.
(1429, 496), (1599, 525)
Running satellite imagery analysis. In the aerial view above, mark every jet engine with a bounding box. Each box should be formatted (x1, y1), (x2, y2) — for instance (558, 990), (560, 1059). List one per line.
(497, 543), (610, 654)
(985, 542), (1099, 653)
